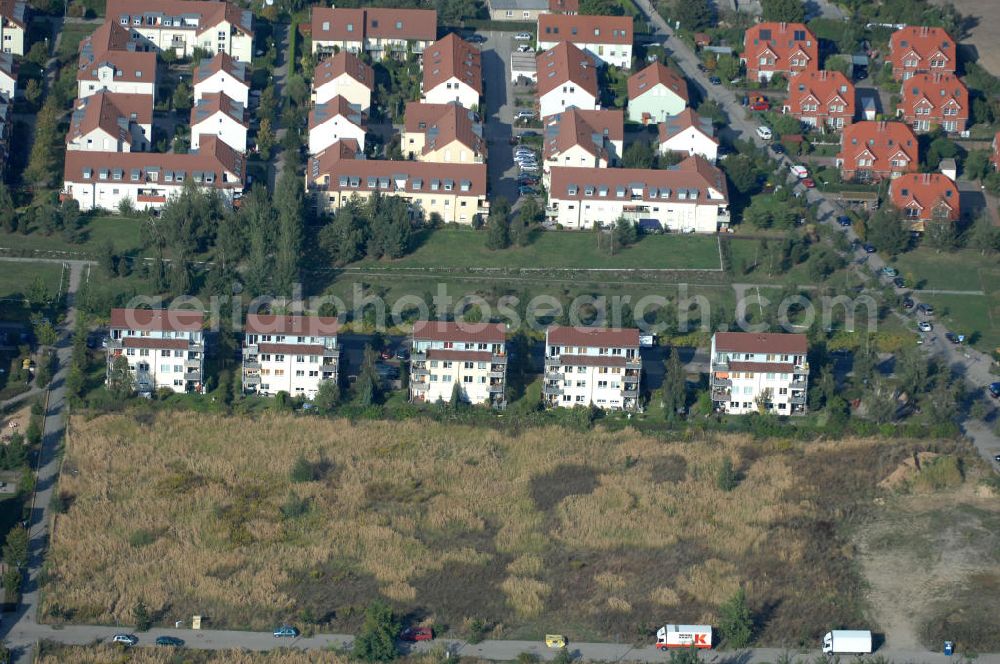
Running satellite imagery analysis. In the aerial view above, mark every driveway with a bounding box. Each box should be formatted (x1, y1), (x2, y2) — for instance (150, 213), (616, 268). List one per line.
(479, 31), (520, 205)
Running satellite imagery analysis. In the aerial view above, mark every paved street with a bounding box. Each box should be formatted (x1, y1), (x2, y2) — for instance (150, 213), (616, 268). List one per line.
(480, 31), (519, 204)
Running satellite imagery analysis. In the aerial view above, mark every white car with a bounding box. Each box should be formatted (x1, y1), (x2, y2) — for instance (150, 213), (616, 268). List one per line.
(515, 110), (534, 120)
(790, 165), (809, 179)
(756, 126), (773, 140)
(514, 32), (532, 41)
(918, 321), (933, 332)
(112, 634), (139, 647)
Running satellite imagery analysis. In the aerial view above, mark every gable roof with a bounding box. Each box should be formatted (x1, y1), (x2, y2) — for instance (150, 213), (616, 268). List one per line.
(412, 320), (506, 343)
(658, 108), (717, 144)
(105, 0), (253, 37)
(550, 155), (728, 204)
(838, 121), (919, 171)
(245, 314), (340, 337)
(423, 33), (482, 95)
(77, 49), (157, 84)
(547, 325), (640, 348)
(194, 52), (249, 86)
(785, 69), (854, 112)
(404, 102), (485, 156)
(743, 22), (817, 66)
(889, 173), (960, 220)
(548, 0), (579, 11)
(0, 0), (26, 28)
(713, 331), (807, 354)
(0, 53), (16, 80)
(890, 26), (955, 69)
(543, 108), (623, 161)
(310, 7), (437, 44)
(191, 91), (247, 127)
(110, 308), (204, 332)
(627, 61), (688, 102)
(538, 14), (632, 45)
(82, 20), (137, 55)
(536, 41), (599, 98)
(67, 91), (153, 145)
(313, 50), (374, 90)
(900, 72), (967, 112)
(307, 157), (487, 198)
(308, 95), (365, 131)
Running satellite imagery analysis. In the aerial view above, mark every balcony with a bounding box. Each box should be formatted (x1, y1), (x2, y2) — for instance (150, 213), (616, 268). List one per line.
(184, 370), (202, 381)
(411, 366), (429, 376)
(544, 355), (561, 367)
(625, 359), (642, 370)
(542, 383), (563, 396)
(544, 370), (562, 381)
(184, 359), (201, 371)
(411, 381), (429, 392)
(711, 388), (730, 401)
(243, 373), (260, 385)
(411, 351), (427, 363)
(137, 194), (167, 204)
(488, 370), (505, 379)
(718, 209), (731, 226)
(621, 388), (639, 398)
(711, 361), (729, 371)
(790, 392), (806, 405)
(491, 354), (507, 365)
(243, 360), (261, 370)
(489, 383), (504, 393)
(712, 377), (732, 388)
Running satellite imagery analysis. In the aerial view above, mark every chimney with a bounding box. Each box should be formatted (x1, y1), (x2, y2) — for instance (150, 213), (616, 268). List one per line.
(920, 26), (929, 36)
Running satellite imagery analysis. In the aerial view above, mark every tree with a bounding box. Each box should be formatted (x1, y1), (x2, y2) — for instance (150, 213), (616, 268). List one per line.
(133, 600), (152, 631)
(924, 136), (959, 171)
(2, 526), (28, 568)
(853, 343), (876, 386)
(23, 79), (42, 107)
(719, 588), (753, 648)
(108, 355), (135, 399)
(172, 80), (193, 113)
(0, 183), (15, 233)
(24, 99), (61, 186)
(866, 208), (909, 256)
(611, 216), (638, 253)
(622, 139), (655, 169)
(668, 649), (700, 664)
(579, 0), (624, 15)
(256, 117), (276, 160)
(486, 210), (511, 250)
(320, 205), (369, 265)
(762, 0), (804, 22)
(354, 346), (383, 406)
(968, 212), (1000, 255)
(722, 155), (758, 194)
(962, 149), (991, 181)
(896, 347), (930, 396)
(662, 349), (686, 421)
(436, 0), (469, 24)
(274, 169), (304, 295)
(366, 195), (411, 259)
(290, 454), (316, 483)
(285, 74), (310, 107)
(354, 601), (400, 662)
(924, 219), (957, 252)
(313, 379), (341, 413)
(449, 381), (465, 408)
(715, 55), (741, 82)
(673, 0), (713, 31)
(716, 458), (738, 492)
(241, 185), (277, 296)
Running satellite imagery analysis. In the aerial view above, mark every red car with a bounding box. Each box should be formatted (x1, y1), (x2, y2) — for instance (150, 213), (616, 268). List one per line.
(750, 102), (770, 111)
(380, 348), (393, 360)
(801, 178), (815, 188)
(401, 627), (433, 642)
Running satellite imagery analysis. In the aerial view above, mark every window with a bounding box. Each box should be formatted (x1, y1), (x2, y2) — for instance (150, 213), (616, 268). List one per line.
(295, 370), (304, 377)
(160, 364), (170, 373)
(463, 375), (473, 383)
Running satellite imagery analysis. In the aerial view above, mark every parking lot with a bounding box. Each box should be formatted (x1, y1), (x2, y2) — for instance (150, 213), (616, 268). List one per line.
(477, 30), (527, 204)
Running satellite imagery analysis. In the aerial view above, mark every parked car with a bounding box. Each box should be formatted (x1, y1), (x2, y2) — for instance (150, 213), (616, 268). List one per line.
(902, 297), (915, 309)
(837, 215), (852, 227)
(756, 126), (773, 140)
(709, 76), (721, 85)
(696, 63), (708, 73)
(112, 635), (139, 647)
(917, 303), (934, 315)
(401, 627), (434, 642)
(517, 44), (533, 53)
(988, 382), (1000, 399)
(893, 276), (906, 288)
(521, 130), (540, 138)
(518, 175), (539, 185)
(515, 110), (534, 120)
(945, 332), (961, 344)
(514, 32), (532, 40)
(881, 266), (898, 277)
(750, 101), (770, 111)
(380, 348), (393, 360)
(274, 626), (300, 638)
(801, 178), (815, 188)
(546, 635), (567, 649)
(918, 321), (933, 332)
(770, 143), (785, 154)
(466, 34), (486, 43)
(394, 347), (410, 361)
(863, 243), (877, 253)
(790, 165), (809, 179)
(519, 186), (536, 196)
(155, 636), (185, 647)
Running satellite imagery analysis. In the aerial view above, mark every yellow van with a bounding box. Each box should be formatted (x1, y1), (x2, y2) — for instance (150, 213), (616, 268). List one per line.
(545, 635), (567, 649)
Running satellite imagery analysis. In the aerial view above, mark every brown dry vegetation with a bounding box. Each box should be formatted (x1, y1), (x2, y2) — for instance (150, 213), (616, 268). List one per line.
(45, 413), (936, 645)
(36, 645), (351, 664)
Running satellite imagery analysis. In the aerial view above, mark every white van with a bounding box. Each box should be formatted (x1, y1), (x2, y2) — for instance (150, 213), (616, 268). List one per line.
(756, 126), (773, 140)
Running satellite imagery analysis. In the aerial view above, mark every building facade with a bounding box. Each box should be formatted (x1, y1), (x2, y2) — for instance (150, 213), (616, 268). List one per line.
(0, 0), (26, 55)
(312, 51), (373, 109)
(537, 14), (632, 68)
(77, 53), (157, 99)
(194, 52), (250, 106)
(889, 172), (960, 230)
(310, 7), (437, 59)
(627, 62), (688, 124)
(422, 33), (482, 109)
(710, 332), (808, 415)
(308, 96), (366, 155)
(536, 41), (600, 118)
(742, 22), (818, 83)
(835, 121), (919, 182)
(897, 72), (968, 133)
(657, 108), (718, 162)
(543, 326), (641, 411)
(242, 314), (340, 398)
(409, 320), (507, 407)
(402, 102), (485, 163)
(889, 26), (955, 81)
(106, 308), (205, 394)
(66, 91), (153, 153)
(190, 91), (248, 152)
(782, 69), (855, 131)
(541, 108), (622, 187)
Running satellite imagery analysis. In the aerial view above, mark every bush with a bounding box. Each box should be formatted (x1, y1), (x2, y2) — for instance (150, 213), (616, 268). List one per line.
(716, 458), (738, 492)
(290, 454), (315, 483)
(280, 491), (310, 519)
(128, 529), (157, 548)
(719, 587), (753, 648)
(354, 601), (400, 662)
(912, 455), (963, 492)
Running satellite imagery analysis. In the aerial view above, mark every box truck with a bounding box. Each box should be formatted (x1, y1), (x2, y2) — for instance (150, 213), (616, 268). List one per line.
(822, 630), (873, 655)
(656, 625), (712, 650)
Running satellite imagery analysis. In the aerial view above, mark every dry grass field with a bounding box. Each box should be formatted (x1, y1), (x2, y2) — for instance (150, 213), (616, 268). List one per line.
(45, 412), (950, 645)
(36, 644), (352, 664)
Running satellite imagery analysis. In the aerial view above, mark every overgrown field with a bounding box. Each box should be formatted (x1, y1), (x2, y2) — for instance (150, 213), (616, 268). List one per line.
(36, 644), (352, 664)
(46, 413), (938, 645)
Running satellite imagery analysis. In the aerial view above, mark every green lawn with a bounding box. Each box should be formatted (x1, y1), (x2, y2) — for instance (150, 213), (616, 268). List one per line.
(920, 291), (1000, 353)
(57, 23), (96, 61)
(0, 216), (146, 257)
(890, 248), (998, 293)
(353, 229), (722, 271)
(0, 262), (64, 300)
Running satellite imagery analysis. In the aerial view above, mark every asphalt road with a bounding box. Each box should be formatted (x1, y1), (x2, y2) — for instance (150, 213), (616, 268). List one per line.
(480, 30), (519, 204)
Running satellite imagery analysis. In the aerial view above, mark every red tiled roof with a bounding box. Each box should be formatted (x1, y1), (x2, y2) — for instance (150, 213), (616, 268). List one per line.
(426, 349), (495, 362)
(547, 326), (639, 348)
(548, 0), (578, 12)
(0, 0), (26, 28)
(713, 332), (807, 354)
(311, 7), (436, 44)
(307, 157), (486, 197)
(558, 354), (628, 368)
(538, 14), (631, 45)
(67, 91), (153, 145)
(413, 320), (506, 343)
(83, 20), (135, 53)
(404, 102), (485, 156)
(313, 51), (374, 90)
(727, 361), (796, 373)
(627, 62), (688, 102)
(899, 72), (967, 116)
(258, 342), (326, 355)
(105, 0), (253, 37)
(310, 139), (364, 171)
(543, 108), (622, 161)
(837, 121), (918, 175)
(122, 337), (191, 350)
(536, 41), (599, 98)
(308, 95), (365, 131)
(889, 173), (960, 222)
(889, 26), (955, 73)
(246, 314), (340, 337)
(111, 308), (204, 332)
(550, 155), (728, 204)
(423, 33), (482, 96)
(77, 50), (157, 84)
(785, 69), (854, 115)
(743, 22), (817, 73)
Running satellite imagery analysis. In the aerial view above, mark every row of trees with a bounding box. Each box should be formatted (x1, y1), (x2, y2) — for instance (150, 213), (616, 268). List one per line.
(318, 192), (413, 265)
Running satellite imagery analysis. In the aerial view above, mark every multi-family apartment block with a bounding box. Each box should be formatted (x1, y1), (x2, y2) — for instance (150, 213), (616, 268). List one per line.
(62, 135), (244, 211)
(105, 0), (254, 62)
(536, 41), (600, 118)
(402, 102), (485, 164)
(310, 7), (437, 59)
(65, 91), (153, 153)
(541, 108), (622, 187)
(194, 52), (250, 106)
(543, 326), (641, 411)
(897, 72), (968, 133)
(782, 69), (855, 131)
(710, 332), (808, 415)
(106, 308), (206, 394)
(0, 0), (26, 55)
(241, 314), (340, 399)
(742, 22), (817, 83)
(889, 26), (955, 81)
(312, 51), (373, 109)
(537, 14), (632, 68)
(835, 121), (919, 182)
(657, 108), (718, 162)
(307, 147), (488, 224)
(422, 33), (481, 109)
(626, 62), (688, 124)
(308, 96), (366, 155)
(408, 321), (507, 407)
(546, 155), (729, 232)
(190, 91), (247, 152)
(77, 50), (157, 99)
(488, 0), (577, 20)
(889, 172), (960, 229)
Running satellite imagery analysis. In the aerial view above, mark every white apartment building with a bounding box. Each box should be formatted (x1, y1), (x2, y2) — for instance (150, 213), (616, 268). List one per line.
(409, 321), (508, 407)
(312, 51), (373, 109)
(193, 52), (250, 106)
(537, 14), (632, 69)
(308, 96), (366, 155)
(66, 91), (153, 153)
(546, 155), (729, 232)
(710, 332), (809, 415)
(0, 0), (26, 56)
(536, 41), (600, 119)
(541, 108), (622, 187)
(658, 108), (718, 163)
(77, 52), (157, 99)
(190, 91), (248, 152)
(311, 7), (437, 58)
(242, 314), (340, 399)
(543, 326), (641, 410)
(105, 0), (254, 62)
(422, 33), (482, 110)
(106, 308), (205, 394)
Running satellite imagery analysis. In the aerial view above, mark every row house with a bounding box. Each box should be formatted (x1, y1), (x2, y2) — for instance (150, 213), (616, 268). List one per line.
(310, 7), (437, 59)
(242, 314), (340, 399)
(306, 148), (488, 224)
(194, 52), (250, 106)
(77, 50), (157, 100)
(710, 332), (808, 416)
(543, 326), (641, 411)
(106, 308), (205, 394)
(536, 41), (600, 118)
(898, 72), (968, 133)
(62, 135), (244, 212)
(409, 321), (507, 408)
(312, 50), (373, 110)
(742, 22), (817, 83)
(657, 108), (718, 163)
(402, 102), (485, 164)
(782, 69), (854, 131)
(537, 14), (632, 69)
(546, 155), (730, 232)
(0, 53), (13, 100)
(308, 95), (366, 155)
(541, 107), (622, 187)
(889, 26), (955, 81)
(0, 0), (25, 55)
(66, 91), (153, 152)
(486, 0), (576, 22)
(889, 173), (960, 230)
(104, 0), (254, 62)
(422, 33), (481, 110)
(190, 91), (248, 152)
(626, 62), (688, 124)
(836, 121), (919, 182)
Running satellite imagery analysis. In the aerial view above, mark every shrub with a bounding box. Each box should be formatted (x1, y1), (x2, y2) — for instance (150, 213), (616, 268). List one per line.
(719, 588), (753, 648)
(716, 458), (738, 492)
(280, 491), (310, 519)
(128, 530), (157, 548)
(290, 455), (315, 483)
(354, 601), (399, 662)
(912, 455), (963, 492)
